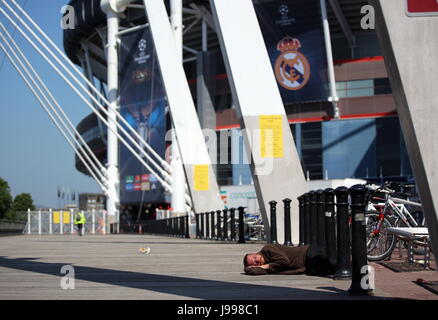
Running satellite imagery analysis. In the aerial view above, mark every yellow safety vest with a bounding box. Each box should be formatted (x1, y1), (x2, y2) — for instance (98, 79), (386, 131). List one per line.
(74, 212), (86, 225)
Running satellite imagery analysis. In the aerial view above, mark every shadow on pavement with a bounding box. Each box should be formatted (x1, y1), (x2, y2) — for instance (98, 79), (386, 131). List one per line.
(0, 255), (393, 300)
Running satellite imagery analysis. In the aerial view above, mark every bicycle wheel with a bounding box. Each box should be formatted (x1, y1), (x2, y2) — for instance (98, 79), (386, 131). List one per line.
(366, 213), (397, 261)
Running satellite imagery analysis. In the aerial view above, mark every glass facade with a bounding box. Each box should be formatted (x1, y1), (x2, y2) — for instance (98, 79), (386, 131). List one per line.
(300, 122), (323, 180)
(219, 117), (413, 185)
(302, 117), (412, 181)
(336, 78), (392, 99)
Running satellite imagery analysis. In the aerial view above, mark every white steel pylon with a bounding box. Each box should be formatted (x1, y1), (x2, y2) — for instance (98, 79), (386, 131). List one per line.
(210, 0), (307, 245)
(170, 0), (190, 217)
(143, 0), (224, 214)
(100, 0), (122, 222)
(370, 0), (438, 260)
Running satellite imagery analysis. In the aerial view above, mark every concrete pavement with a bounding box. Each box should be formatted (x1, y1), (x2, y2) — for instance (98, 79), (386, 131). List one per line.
(0, 234), (435, 300)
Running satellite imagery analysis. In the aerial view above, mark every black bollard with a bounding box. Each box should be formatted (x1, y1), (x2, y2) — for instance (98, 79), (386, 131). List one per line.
(200, 212), (205, 239)
(195, 213), (200, 239)
(230, 208), (236, 241)
(349, 184), (373, 295)
(323, 188), (337, 269)
(283, 198), (293, 246)
(182, 216), (186, 238)
(297, 195), (305, 246)
(223, 209), (229, 240)
(316, 190), (326, 254)
(185, 215), (190, 239)
(304, 193), (311, 245)
(206, 211), (210, 240)
(210, 211), (216, 240)
(176, 217), (180, 237)
(309, 191), (318, 246)
(216, 210), (222, 241)
(269, 200), (278, 244)
(334, 186), (352, 280)
(237, 206), (245, 243)
(165, 219), (169, 235)
(178, 217), (183, 237)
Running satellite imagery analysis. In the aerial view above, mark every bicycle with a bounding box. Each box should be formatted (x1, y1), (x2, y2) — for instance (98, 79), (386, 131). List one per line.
(364, 181), (424, 261)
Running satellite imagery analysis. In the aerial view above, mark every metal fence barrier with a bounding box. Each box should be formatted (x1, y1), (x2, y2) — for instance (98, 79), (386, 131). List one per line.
(24, 209), (110, 235)
(134, 207), (266, 242)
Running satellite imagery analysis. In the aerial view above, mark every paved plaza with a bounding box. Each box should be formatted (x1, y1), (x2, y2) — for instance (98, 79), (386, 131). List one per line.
(0, 234), (436, 300)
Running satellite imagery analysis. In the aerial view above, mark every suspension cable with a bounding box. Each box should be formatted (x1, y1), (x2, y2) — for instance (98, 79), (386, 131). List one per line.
(0, 1), (193, 208)
(7, 0), (172, 174)
(0, 37), (110, 195)
(0, 5), (176, 195)
(0, 22), (107, 176)
(0, 3), (173, 186)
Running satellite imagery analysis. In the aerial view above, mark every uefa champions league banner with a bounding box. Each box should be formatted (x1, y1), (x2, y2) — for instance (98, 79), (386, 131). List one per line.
(119, 27), (167, 204)
(254, 0), (329, 104)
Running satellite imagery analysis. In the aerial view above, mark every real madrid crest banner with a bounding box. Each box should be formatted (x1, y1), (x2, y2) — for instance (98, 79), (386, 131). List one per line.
(119, 27), (167, 205)
(254, 0), (329, 104)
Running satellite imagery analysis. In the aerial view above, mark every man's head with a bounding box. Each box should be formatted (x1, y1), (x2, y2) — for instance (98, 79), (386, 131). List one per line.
(243, 252), (266, 267)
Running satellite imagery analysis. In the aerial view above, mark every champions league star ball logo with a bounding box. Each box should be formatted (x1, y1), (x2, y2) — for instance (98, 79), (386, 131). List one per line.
(138, 39), (147, 52)
(279, 4), (289, 16)
(274, 36), (310, 91)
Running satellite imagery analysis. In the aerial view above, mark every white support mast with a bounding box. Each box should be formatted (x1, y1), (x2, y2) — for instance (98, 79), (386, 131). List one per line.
(170, 0), (188, 217)
(100, 0), (129, 221)
(320, 0), (340, 119)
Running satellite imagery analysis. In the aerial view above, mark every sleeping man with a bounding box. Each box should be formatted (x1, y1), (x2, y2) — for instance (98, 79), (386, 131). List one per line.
(243, 244), (336, 276)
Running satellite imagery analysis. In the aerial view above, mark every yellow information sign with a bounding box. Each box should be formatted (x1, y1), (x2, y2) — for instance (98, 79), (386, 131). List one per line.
(52, 211), (70, 224)
(259, 115), (284, 158)
(63, 211), (71, 224)
(53, 211), (60, 224)
(194, 165), (209, 191)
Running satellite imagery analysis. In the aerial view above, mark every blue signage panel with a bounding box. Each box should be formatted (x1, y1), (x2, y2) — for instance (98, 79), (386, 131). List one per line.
(119, 27), (168, 204)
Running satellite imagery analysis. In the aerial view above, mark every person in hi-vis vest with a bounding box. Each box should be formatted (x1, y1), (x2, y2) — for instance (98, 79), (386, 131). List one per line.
(74, 211), (86, 236)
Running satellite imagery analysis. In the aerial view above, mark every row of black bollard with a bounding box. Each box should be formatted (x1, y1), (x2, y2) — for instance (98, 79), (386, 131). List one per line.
(140, 215), (190, 238)
(195, 207), (246, 243)
(298, 184), (373, 295)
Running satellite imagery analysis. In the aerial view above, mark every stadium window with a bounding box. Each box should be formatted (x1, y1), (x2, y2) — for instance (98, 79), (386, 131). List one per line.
(374, 78), (392, 95)
(336, 79), (374, 98)
(301, 122), (323, 180)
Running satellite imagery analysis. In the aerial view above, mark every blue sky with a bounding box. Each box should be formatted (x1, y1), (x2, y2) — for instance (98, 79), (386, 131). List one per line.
(0, 0), (100, 208)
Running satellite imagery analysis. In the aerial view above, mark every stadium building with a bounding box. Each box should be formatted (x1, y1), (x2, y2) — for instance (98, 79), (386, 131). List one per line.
(65, 0), (413, 220)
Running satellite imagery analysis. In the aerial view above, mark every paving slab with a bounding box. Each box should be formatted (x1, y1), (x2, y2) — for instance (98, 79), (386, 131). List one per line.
(0, 234), (434, 300)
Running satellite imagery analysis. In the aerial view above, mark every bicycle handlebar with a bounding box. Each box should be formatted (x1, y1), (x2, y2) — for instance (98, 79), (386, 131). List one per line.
(365, 181), (418, 198)
(364, 183), (393, 194)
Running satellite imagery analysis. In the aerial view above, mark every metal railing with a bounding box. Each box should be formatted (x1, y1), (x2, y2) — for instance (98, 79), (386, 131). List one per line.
(127, 207), (266, 242)
(24, 209), (111, 235)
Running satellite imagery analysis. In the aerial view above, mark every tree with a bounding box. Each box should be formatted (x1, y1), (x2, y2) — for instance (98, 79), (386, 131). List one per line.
(12, 193), (35, 213)
(0, 177), (13, 219)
